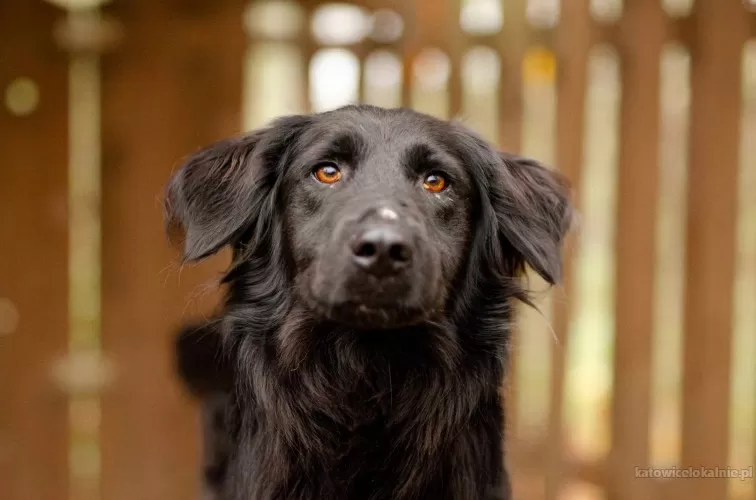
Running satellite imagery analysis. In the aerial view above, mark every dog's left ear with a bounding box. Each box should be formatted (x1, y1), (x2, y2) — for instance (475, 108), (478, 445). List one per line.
(495, 153), (573, 285)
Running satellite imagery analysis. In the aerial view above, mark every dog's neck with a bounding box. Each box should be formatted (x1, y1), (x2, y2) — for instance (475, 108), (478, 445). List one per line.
(223, 303), (511, 500)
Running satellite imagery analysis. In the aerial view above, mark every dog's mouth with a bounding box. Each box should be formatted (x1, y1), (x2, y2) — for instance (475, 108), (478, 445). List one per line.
(328, 301), (429, 329)
(301, 242), (443, 329)
(304, 291), (429, 329)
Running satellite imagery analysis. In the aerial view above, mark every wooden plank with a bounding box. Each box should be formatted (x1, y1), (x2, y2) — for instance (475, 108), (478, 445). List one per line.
(300, 3), (318, 113)
(411, 0), (447, 49)
(0, 2), (69, 500)
(608, 1), (666, 499)
(495, 3), (528, 496)
(400, 0), (417, 107)
(355, 43), (369, 105)
(678, 1), (750, 499)
(98, 1), (244, 499)
(409, 0), (452, 116)
(444, 0), (464, 117)
(589, 16), (698, 47)
(545, 1), (592, 499)
(496, 0), (526, 152)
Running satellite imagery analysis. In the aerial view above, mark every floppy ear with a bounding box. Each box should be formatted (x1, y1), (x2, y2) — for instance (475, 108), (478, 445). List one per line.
(495, 153), (573, 285)
(165, 115), (309, 261)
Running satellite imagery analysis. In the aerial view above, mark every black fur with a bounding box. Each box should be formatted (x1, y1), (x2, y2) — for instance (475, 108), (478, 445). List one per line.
(175, 322), (234, 500)
(175, 321), (234, 397)
(167, 105), (572, 500)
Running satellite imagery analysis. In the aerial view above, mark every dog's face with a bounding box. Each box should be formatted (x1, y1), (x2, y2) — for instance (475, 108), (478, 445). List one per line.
(166, 106), (571, 329)
(282, 111), (476, 327)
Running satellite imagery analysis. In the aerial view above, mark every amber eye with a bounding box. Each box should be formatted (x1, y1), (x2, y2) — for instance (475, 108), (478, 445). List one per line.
(313, 163), (342, 184)
(422, 172), (448, 193)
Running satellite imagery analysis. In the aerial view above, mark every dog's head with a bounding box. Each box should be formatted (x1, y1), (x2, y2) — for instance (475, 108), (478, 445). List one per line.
(166, 106), (571, 330)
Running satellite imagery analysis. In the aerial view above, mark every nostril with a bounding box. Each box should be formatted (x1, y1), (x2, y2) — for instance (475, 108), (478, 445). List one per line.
(388, 243), (411, 263)
(350, 226), (413, 273)
(354, 241), (377, 258)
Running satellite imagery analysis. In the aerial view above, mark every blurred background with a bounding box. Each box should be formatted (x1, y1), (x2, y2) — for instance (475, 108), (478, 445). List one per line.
(1, 0), (754, 499)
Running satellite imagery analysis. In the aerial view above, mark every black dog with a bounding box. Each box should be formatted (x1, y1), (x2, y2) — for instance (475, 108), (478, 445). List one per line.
(166, 105), (572, 500)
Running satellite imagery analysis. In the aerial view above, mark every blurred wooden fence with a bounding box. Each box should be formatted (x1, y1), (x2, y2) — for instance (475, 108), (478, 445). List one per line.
(1, 1), (755, 500)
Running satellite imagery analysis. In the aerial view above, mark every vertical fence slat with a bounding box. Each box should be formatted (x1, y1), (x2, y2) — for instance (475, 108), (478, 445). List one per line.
(496, 1), (527, 491)
(546, 1), (592, 498)
(410, 0), (450, 116)
(609, 2), (666, 499)
(99, 1), (244, 499)
(355, 42), (369, 105)
(0, 2), (69, 500)
(679, 2), (750, 499)
(300, 3), (317, 113)
(496, 0), (526, 152)
(446, 0), (464, 117)
(400, 0), (416, 107)
(500, 0), (527, 407)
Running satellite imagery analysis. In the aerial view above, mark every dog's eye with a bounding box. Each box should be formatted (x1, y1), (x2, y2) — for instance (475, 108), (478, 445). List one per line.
(422, 173), (448, 193)
(313, 163), (342, 184)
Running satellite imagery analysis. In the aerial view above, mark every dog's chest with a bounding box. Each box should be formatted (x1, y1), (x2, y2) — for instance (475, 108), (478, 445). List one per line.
(296, 421), (439, 500)
(240, 342), (507, 499)
(275, 384), (440, 499)
(327, 388), (398, 473)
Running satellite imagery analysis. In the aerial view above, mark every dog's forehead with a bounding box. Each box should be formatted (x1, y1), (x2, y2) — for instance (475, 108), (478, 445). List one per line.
(307, 108), (454, 166)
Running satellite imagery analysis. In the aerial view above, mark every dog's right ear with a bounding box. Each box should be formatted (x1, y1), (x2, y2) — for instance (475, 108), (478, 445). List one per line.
(165, 115), (310, 261)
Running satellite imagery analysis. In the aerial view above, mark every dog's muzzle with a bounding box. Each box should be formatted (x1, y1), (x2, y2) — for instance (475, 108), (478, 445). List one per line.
(332, 204), (423, 305)
(307, 201), (437, 327)
(344, 204), (420, 285)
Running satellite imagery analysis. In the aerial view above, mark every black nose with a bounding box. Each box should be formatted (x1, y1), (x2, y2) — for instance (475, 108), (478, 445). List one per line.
(350, 225), (413, 275)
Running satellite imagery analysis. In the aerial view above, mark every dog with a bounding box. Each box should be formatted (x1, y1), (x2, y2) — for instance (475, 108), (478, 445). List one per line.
(166, 105), (572, 500)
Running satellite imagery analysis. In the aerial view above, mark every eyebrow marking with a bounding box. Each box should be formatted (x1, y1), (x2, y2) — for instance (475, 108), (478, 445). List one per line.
(404, 143), (434, 166)
(403, 143), (446, 175)
(324, 132), (365, 163)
